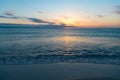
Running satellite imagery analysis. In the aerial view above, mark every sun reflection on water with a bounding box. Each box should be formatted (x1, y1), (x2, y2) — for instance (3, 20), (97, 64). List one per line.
(61, 36), (76, 51)
(53, 36), (89, 55)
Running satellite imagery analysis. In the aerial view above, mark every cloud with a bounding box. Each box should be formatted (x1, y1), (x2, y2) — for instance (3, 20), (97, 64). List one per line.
(25, 17), (56, 24)
(0, 15), (20, 19)
(0, 10), (56, 25)
(0, 15), (9, 18)
(0, 14), (53, 24)
(116, 5), (120, 8)
(38, 11), (44, 14)
(96, 15), (104, 18)
(0, 11), (52, 24)
(115, 11), (120, 15)
(0, 10), (20, 19)
(114, 5), (120, 15)
(61, 16), (69, 19)
(26, 18), (49, 23)
(4, 10), (15, 16)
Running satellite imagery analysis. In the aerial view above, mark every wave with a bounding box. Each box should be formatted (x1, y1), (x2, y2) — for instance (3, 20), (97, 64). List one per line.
(0, 54), (120, 65)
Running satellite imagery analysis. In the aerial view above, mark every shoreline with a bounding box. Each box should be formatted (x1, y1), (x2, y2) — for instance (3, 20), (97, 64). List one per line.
(0, 63), (120, 80)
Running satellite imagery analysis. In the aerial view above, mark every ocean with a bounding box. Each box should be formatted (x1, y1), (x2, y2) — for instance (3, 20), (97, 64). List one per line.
(0, 25), (120, 65)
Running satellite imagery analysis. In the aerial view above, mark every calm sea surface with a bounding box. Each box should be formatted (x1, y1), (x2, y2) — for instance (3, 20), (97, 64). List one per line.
(0, 25), (120, 65)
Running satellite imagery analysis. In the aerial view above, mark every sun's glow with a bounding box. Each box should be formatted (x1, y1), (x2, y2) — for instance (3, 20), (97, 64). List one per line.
(63, 19), (75, 26)
(54, 16), (80, 26)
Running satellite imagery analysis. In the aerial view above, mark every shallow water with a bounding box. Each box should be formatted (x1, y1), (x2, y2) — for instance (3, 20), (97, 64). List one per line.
(0, 25), (120, 65)
(0, 63), (120, 80)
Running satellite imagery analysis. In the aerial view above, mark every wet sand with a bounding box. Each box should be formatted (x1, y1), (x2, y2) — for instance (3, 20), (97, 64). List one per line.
(0, 63), (120, 80)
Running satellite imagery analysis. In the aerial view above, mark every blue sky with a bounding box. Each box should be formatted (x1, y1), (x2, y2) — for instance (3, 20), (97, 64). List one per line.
(0, 0), (120, 27)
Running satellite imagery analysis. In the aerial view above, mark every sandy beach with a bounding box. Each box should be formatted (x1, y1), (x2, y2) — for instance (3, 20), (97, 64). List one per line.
(0, 63), (120, 80)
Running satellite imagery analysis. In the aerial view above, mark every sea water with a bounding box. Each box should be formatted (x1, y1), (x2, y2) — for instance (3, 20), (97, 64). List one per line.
(0, 25), (120, 65)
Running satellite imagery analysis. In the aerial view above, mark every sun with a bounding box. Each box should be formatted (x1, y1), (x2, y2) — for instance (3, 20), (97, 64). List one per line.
(54, 15), (81, 27)
(63, 19), (75, 26)
(55, 16), (76, 26)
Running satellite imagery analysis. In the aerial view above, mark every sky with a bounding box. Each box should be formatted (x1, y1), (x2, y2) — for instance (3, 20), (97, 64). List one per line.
(0, 0), (120, 27)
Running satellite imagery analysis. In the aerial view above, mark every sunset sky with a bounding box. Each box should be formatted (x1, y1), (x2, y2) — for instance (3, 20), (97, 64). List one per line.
(0, 0), (120, 27)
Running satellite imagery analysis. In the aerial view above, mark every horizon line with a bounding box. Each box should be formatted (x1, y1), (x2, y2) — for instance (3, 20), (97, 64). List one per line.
(0, 23), (120, 28)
